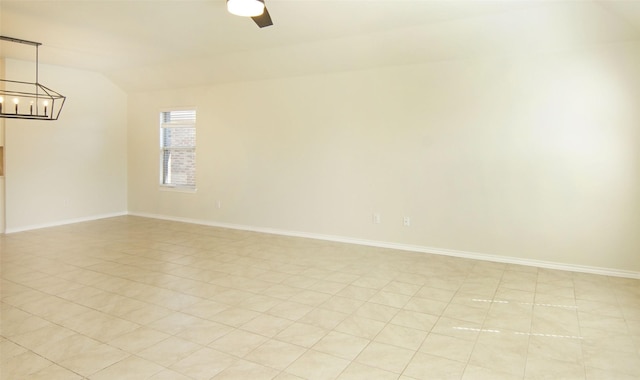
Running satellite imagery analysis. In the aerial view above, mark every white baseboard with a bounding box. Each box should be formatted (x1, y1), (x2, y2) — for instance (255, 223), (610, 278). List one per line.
(128, 211), (640, 280)
(4, 211), (129, 234)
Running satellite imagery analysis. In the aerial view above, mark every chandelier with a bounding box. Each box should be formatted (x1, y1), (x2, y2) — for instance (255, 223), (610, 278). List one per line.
(0, 36), (66, 121)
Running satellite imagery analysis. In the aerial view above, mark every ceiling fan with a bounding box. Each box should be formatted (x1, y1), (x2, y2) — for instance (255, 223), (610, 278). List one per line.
(227, 0), (273, 28)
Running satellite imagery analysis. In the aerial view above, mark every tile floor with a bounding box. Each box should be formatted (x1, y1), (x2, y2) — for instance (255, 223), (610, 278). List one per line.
(1, 216), (639, 379)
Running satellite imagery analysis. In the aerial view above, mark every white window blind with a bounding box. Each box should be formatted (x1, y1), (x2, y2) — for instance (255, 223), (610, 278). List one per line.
(160, 109), (196, 189)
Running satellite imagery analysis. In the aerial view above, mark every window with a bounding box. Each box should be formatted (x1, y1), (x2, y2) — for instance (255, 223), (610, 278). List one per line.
(160, 109), (196, 190)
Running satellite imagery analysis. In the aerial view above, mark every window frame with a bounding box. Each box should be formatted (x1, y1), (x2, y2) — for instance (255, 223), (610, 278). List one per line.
(159, 107), (197, 192)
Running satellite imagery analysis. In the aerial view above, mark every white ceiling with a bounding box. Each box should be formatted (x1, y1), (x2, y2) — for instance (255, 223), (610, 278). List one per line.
(1, 0), (639, 92)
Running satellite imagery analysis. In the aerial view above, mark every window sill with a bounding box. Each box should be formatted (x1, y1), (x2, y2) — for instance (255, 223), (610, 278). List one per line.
(159, 186), (197, 194)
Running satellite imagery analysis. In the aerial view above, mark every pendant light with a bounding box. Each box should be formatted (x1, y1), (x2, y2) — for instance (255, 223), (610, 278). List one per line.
(0, 35), (66, 121)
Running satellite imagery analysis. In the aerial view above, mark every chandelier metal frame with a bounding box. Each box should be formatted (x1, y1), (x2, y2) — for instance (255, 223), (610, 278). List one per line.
(0, 35), (66, 121)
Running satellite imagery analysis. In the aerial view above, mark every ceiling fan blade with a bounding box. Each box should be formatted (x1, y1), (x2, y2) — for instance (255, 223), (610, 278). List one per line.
(252, 6), (273, 28)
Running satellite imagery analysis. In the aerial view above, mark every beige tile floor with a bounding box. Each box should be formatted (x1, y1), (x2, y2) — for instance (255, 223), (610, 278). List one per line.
(1, 216), (639, 379)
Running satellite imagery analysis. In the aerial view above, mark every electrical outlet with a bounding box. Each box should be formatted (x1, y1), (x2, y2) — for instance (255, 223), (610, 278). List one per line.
(216, 200), (221, 209)
(373, 213), (381, 224)
(403, 216), (411, 226)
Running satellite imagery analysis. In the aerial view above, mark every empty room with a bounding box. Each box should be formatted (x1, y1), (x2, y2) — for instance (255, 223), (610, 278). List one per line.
(1, 0), (639, 379)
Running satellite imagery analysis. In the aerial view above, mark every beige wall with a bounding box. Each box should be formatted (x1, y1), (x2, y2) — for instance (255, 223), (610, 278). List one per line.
(127, 42), (637, 274)
(0, 58), (5, 233)
(4, 59), (128, 231)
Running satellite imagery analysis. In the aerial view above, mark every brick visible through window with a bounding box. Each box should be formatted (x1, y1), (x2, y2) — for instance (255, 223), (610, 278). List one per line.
(160, 109), (196, 189)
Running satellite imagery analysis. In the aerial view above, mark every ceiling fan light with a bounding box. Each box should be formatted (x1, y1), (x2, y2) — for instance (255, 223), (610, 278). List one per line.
(227, 0), (265, 17)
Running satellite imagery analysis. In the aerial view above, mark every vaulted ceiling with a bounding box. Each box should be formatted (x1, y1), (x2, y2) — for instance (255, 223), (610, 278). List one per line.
(1, 0), (640, 92)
